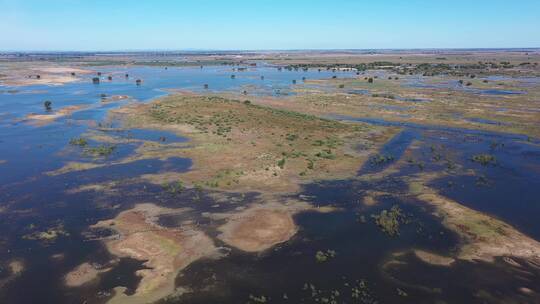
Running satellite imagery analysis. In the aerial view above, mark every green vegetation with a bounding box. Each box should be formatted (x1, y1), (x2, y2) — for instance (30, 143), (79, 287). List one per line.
(471, 154), (497, 166)
(69, 137), (88, 147)
(370, 154), (394, 165)
(122, 93), (389, 192)
(248, 295), (268, 303)
(84, 144), (116, 157)
(372, 205), (406, 236)
(300, 280), (378, 304)
(162, 181), (185, 195)
(371, 93), (395, 99)
(315, 249), (336, 263)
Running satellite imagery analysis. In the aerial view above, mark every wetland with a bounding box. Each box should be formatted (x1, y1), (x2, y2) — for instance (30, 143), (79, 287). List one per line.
(0, 49), (539, 303)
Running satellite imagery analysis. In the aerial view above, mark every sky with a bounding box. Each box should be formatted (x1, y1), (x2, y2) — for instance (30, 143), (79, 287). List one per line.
(1, 0), (539, 51)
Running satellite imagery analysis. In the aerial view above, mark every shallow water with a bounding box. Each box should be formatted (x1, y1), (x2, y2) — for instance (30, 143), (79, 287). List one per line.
(405, 77), (527, 95)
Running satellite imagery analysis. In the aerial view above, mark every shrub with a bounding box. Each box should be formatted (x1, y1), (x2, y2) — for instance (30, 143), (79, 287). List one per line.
(315, 250), (336, 263)
(69, 137), (88, 147)
(84, 144), (116, 157)
(370, 154), (394, 165)
(43, 100), (52, 111)
(277, 158), (286, 169)
(471, 154), (496, 166)
(372, 205), (405, 236)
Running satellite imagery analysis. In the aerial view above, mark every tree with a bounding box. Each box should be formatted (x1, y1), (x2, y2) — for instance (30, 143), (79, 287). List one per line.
(44, 100), (52, 111)
(368, 78), (374, 83)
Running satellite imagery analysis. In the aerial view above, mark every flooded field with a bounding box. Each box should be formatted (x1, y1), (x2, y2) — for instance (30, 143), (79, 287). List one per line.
(1, 51), (540, 304)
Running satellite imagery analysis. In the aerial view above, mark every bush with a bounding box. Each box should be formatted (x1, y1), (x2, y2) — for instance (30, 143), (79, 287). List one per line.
(315, 250), (336, 263)
(277, 158), (286, 169)
(43, 100), (52, 111)
(372, 205), (405, 236)
(471, 154), (496, 166)
(69, 137), (88, 147)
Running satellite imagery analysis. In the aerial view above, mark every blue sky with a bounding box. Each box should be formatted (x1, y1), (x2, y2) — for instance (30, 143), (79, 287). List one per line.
(1, 0), (539, 51)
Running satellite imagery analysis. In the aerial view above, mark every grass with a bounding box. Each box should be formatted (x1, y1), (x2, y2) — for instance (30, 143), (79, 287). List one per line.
(84, 144), (116, 157)
(121, 94), (389, 192)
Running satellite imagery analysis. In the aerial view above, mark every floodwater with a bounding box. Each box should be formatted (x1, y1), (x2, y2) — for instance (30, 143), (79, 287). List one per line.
(405, 77), (527, 95)
(1, 65), (540, 303)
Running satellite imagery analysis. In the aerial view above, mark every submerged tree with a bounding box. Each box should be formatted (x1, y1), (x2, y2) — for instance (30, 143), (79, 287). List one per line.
(92, 77), (100, 84)
(44, 100), (52, 111)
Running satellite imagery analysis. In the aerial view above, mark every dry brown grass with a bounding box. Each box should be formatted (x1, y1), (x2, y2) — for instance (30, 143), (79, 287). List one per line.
(117, 94), (395, 193)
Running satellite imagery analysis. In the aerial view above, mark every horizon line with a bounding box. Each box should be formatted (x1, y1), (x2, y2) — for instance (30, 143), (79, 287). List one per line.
(1, 47), (540, 54)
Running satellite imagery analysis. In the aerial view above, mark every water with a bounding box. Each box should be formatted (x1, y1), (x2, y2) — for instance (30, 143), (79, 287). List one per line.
(333, 115), (540, 238)
(405, 77), (527, 95)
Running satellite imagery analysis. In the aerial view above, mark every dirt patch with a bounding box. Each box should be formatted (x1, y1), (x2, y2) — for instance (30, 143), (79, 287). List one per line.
(0, 65), (92, 87)
(25, 105), (87, 125)
(218, 208), (297, 252)
(101, 95), (131, 103)
(65, 262), (110, 287)
(411, 181), (540, 262)
(92, 204), (221, 304)
(414, 250), (455, 266)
